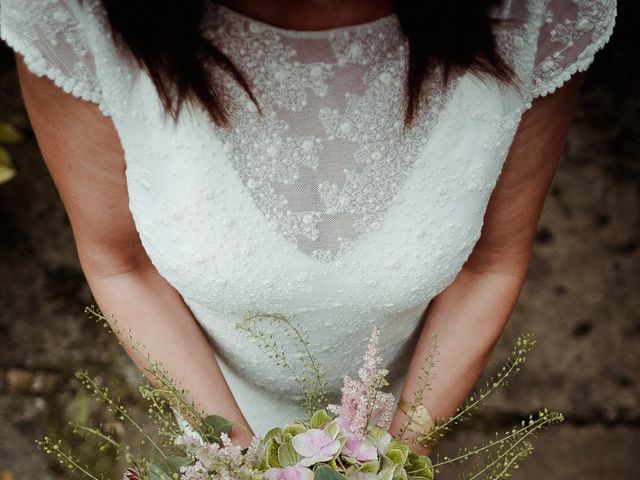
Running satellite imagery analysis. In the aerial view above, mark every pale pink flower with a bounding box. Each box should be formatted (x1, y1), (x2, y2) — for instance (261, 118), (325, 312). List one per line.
(342, 433), (378, 462)
(264, 465), (315, 480)
(292, 428), (341, 466)
(327, 327), (395, 438)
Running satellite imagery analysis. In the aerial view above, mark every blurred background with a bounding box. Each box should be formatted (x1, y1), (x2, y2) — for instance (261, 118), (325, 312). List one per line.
(0, 2), (638, 479)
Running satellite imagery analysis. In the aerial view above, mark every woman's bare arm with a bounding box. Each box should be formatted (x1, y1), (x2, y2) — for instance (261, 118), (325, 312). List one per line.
(388, 73), (585, 453)
(15, 55), (254, 445)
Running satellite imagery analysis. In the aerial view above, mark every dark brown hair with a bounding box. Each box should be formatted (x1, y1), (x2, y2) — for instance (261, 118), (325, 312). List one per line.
(102, 0), (513, 130)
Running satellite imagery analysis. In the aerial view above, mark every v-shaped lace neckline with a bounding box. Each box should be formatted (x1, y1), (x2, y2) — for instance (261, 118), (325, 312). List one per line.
(195, 2), (456, 264)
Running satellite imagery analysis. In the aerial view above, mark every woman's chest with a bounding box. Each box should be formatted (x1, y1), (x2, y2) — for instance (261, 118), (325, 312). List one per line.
(114, 70), (525, 317)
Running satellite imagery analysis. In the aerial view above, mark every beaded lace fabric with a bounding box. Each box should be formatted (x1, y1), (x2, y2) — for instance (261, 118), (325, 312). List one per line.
(205, 4), (451, 263)
(0, 0), (617, 435)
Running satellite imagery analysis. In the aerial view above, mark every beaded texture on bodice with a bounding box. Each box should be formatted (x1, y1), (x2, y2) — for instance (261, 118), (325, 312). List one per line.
(0, 0), (617, 434)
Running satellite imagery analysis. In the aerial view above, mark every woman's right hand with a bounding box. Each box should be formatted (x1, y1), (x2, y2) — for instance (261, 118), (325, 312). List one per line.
(15, 53), (254, 444)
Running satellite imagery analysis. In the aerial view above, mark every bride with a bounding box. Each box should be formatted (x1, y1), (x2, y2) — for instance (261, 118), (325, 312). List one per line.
(0, 0), (616, 455)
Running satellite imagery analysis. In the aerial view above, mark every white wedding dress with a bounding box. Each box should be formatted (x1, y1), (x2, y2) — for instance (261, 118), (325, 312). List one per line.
(0, 0), (616, 436)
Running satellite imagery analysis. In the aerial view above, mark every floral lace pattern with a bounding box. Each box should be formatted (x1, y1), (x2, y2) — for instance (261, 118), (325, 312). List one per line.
(205, 4), (452, 263)
(531, 0), (617, 97)
(0, 0), (106, 111)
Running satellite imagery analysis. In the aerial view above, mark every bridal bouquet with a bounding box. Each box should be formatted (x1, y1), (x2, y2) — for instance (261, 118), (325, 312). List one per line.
(37, 308), (563, 480)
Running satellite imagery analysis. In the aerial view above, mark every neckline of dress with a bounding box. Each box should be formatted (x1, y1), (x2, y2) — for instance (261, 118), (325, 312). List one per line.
(212, 3), (399, 39)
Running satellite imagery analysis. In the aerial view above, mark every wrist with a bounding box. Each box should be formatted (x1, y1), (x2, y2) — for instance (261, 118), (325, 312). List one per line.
(393, 398), (438, 453)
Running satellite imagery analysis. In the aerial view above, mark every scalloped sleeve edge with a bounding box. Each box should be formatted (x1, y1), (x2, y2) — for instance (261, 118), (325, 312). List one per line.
(0, 26), (112, 118)
(530, 5), (617, 100)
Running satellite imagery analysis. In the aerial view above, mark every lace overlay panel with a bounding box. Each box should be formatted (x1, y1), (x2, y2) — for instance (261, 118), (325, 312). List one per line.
(203, 4), (453, 263)
(0, 0), (105, 107)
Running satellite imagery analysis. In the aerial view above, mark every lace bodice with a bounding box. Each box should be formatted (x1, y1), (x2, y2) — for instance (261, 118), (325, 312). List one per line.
(0, 0), (616, 434)
(206, 5), (457, 263)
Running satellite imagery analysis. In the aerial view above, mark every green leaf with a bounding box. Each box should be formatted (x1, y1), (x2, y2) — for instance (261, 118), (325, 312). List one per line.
(404, 453), (433, 480)
(313, 464), (344, 480)
(0, 146), (16, 184)
(147, 462), (173, 480)
(378, 465), (397, 480)
(167, 455), (193, 470)
(385, 446), (408, 465)
(323, 420), (340, 439)
(358, 460), (380, 473)
(310, 409), (332, 428)
(199, 414), (232, 442)
(0, 122), (23, 144)
(368, 426), (392, 452)
(283, 423), (307, 436)
(264, 427), (282, 443)
(266, 439), (281, 468)
(278, 442), (300, 467)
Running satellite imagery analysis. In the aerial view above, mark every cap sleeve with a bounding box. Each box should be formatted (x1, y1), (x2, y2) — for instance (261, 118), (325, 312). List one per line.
(531, 0), (617, 98)
(0, 0), (106, 110)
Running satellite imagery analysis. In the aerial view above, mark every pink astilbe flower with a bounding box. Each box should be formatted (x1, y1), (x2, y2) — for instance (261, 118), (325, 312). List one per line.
(327, 327), (395, 439)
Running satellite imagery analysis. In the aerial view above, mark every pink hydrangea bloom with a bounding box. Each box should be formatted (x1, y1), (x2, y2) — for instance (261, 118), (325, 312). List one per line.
(342, 433), (378, 462)
(292, 428), (341, 466)
(264, 465), (315, 480)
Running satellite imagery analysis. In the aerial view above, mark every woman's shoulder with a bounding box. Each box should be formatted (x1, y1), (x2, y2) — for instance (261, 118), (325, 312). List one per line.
(0, 0), (111, 115)
(493, 0), (616, 105)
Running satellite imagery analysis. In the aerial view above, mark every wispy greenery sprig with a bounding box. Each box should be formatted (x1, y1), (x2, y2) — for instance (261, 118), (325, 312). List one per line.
(432, 409), (563, 479)
(418, 334), (536, 448)
(397, 335), (440, 443)
(75, 370), (167, 463)
(236, 311), (328, 417)
(35, 437), (107, 480)
(86, 305), (252, 444)
(85, 305), (225, 439)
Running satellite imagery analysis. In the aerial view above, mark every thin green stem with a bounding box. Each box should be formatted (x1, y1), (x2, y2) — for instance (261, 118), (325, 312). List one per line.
(69, 422), (122, 451)
(47, 442), (103, 480)
(432, 413), (558, 468)
(424, 339), (530, 443)
(77, 371), (167, 461)
(491, 447), (531, 480)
